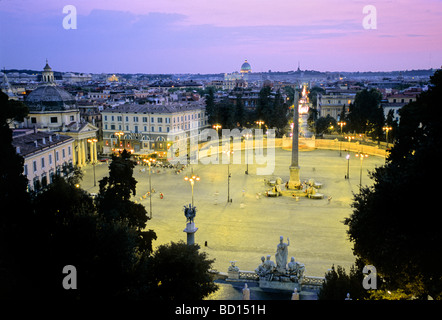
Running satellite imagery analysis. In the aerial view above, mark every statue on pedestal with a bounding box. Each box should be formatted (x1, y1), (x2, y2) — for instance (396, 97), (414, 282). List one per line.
(275, 236), (290, 273)
(183, 203), (196, 223)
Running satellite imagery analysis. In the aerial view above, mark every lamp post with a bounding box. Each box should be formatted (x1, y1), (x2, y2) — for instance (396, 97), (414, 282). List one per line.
(383, 126), (392, 147)
(355, 152), (368, 191)
(345, 153), (350, 179)
(337, 121), (346, 157)
(115, 131), (124, 152)
(184, 174), (200, 206)
(255, 120), (264, 130)
(224, 150), (234, 203)
(143, 158), (155, 219)
(244, 132), (252, 175)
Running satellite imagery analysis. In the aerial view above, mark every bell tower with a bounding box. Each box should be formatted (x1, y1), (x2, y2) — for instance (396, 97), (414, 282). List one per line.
(42, 59), (54, 83)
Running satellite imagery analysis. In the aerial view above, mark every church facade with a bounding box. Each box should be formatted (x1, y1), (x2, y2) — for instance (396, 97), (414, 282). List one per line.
(23, 61), (99, 167)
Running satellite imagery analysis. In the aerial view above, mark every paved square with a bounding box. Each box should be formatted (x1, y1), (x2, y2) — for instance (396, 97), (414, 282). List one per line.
(81, 146), (384, 281)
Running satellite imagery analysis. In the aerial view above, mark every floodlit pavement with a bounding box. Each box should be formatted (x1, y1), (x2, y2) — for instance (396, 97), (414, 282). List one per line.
(80, 146), (385, 294)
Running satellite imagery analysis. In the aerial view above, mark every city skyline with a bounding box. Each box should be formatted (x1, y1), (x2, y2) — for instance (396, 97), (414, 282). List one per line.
(1, 0), (441, 74)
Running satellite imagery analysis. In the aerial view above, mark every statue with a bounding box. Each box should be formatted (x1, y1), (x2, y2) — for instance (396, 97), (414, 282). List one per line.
(275, 236), (290, 273)
(255, 256), (266, 276)
(228, 261), (239, 272)
(183, 203), (196, 223)
(287, 256), (305, 282)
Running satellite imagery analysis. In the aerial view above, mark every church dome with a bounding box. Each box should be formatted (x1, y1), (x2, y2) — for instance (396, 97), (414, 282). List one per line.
(25, 85), (77, 112)
(240, 60), (252, 73)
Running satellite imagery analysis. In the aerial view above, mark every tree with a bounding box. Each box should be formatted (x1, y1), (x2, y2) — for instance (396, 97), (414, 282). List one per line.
(204, 87), (217, 125)
(345, 69), (442, 299)
(146, 241), (218, 300)
(234, 94), (245, 127)
(315, 115), (337, 135)
(347, 89), (384, 139)
(256, 86), (272, 125)
(318, 262), (368, 300)
(97, 149), (156, 253)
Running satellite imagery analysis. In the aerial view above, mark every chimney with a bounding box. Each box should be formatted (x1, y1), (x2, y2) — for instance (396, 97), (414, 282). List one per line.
(49, 135), (53, 142)
(16, 146), (20, 154)
(42, 137), (46, 144)
(34, 140), (38, 147)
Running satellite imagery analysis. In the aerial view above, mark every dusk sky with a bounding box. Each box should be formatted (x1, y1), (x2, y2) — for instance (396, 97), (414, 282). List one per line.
(1, 0), (441, 74)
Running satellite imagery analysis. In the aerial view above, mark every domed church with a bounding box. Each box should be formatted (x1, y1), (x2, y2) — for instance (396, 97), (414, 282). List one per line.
(240, 59), (252, 74)
(23, 60), (98, 167)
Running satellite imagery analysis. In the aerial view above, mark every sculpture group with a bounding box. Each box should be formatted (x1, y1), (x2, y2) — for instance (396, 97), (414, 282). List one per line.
(255, 236), (305, 283)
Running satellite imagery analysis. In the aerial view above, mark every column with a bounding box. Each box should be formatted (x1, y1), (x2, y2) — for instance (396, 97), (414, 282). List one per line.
(72, 140), (77, 166)
(288, 90), (301, 189)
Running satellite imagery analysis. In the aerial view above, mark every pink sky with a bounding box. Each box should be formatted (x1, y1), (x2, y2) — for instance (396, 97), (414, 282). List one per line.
(1, 0), (441, 73)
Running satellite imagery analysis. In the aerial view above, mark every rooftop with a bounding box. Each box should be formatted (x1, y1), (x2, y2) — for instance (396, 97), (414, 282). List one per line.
(102, 102), (205, 114)
(12, 129), (73, 158)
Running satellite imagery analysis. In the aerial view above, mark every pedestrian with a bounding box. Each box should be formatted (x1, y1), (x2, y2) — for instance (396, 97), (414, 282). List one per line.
(160, 193), (164, 199)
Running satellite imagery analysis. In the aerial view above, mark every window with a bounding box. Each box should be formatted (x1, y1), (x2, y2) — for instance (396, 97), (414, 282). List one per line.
(24, 164), (28, 176)
(151, 126), (155, 132)
(111, 124), (115, 130)
(62, 149), (65, 158)
(126, 125), (129, 131)
(70, 115), (75, 121)
(143, 117), (148, 122)
(111, 115), (115, 121)
(117, 116), (122, 121)
(104, 115), (108, 121)
(56, 151), (59, 162)
(41, 157), (45, 168)
(134, 125), (138, 133)
(50, 117), (58, 123)
(49, 154), (52, 165)
(134, 116), (139, 122)
(158, 117), (163, 123)
(159, 127), (162, 132)
(125, 116), (129, 122)
(151, 117), (155, 123)
(31, 117), (37, 124)
(33, 160), (37, 172)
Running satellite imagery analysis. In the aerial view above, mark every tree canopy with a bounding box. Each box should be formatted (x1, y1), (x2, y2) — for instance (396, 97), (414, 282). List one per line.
(345, 69), (442, 299)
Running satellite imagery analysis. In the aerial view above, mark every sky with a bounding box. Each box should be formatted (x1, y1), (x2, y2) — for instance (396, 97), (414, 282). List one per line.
(0, 0), (441, 74)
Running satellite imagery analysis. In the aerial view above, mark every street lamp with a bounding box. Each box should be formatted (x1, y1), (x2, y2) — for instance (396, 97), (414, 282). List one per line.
(224, 150), (234, 203)
(143, 157), (155, 219)
(184, 174), (200, 206)
(383, 126), (392, 147)
(255, 120), (264, 130)
(337, 121), (346, 157)
(345, 153), (350, 179)
(244, 132), (252, 174)
(115, 131), (124, 151)
(355, 152), (368, 191)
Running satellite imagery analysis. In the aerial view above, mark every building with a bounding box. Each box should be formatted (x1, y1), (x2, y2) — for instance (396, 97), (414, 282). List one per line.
(101, 102), (208, 155)
(240, 60), (252, 74)
(22, 61), (99, 167)
(318, 88), (358, 120)
(12, 129), (75, 192)
(381, 92), (418, 123)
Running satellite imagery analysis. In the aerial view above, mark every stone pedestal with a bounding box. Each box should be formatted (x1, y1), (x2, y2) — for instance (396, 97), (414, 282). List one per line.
(183, 222), (198, 245)
(259, 279), (301, 292)
(287, 165), (301, 189)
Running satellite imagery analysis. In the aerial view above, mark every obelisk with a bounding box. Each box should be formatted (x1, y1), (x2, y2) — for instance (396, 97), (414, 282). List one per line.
(288, 90), (301, 189)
